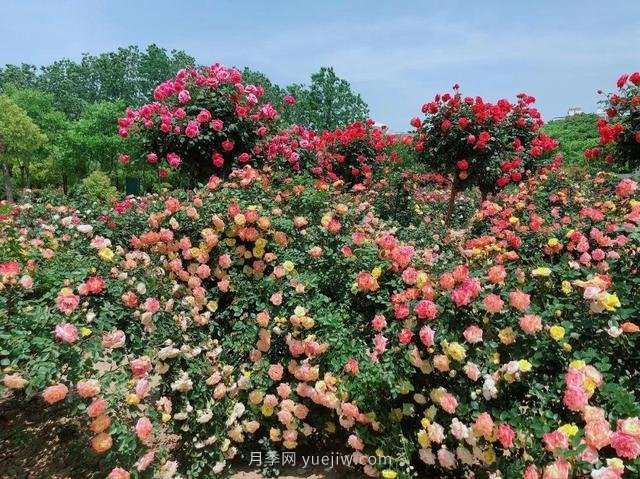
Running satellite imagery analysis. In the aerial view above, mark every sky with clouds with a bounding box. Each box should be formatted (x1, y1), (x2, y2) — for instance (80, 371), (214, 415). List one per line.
(1, 0), (638, 130)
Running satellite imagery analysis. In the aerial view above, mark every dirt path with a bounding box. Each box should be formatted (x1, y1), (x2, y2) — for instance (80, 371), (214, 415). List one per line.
(0, 395), (357, 478)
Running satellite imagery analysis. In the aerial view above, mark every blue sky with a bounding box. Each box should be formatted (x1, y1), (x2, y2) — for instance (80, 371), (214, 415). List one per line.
(1, 0), (638, 130)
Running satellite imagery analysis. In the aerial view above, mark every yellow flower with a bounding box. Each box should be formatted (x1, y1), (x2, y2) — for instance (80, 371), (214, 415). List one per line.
(600, 293), (621, 312)
(547, 237), (559, 247)
(416, 272), (428, 288)
(294, 306), (306, 317)
(300, 316), (315, 329)
(161, 413), (171, 423)
(561, 280), (572, 294)
(483, 447), (496, 464)
(261, 405), (274, 417)
(417, 429), (430, 447)
(565, 229), (575, 238)
(421, 418), (431, 429)
(518, 359), (532, 372)
(446, 342), (466, 362)
(550, 325), (565, 341)
(325, 422), (336, 433)
(532, 267), (552, 277)
(126, 393), (140, 405)
(382, 471), (398, 479)
(80, 327), (92, 337)
(98, 247), (114, 262)
(509, 216), (519, 225)
(375, 449), (385, 457)
(558, 423), (579, 437)
(562, 343), (572, 352)
(207, 300), (218, 313)
(569, 360), (586, 369)
(283, 260), (295, 273)
(233, 214), (246, 226)
(372, 266), (382, 279)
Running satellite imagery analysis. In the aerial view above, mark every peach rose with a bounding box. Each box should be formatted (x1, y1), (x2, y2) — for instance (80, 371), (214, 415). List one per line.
(42, 383), (68, 404)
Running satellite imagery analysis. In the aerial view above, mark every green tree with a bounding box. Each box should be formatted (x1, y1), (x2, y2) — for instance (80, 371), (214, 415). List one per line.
(0, 96), (46, 201)
(64, 101), (129, 190)
(289, 67), (369, 130)
(0, 63), (38, 92)
(6, 88), (70, 189)
(541, 113), (600, 171)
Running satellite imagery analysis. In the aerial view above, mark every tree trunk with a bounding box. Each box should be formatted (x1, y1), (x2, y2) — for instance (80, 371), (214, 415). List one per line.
(445, 182), (457, 226)
(63, 173), (69, 195)
(3, 161), (14, 203)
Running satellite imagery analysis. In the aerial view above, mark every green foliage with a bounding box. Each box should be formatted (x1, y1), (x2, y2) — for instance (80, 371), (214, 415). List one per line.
(541, 113), (600, 172)
(285, 67), (370, 130)
(81, 171), (117, 203)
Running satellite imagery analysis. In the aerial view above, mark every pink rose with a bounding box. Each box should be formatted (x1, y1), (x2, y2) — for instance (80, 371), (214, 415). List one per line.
(54, 323), (78, 343)
(519, 314), (542, 334)
(102, 330), (126, 349)
(107, 467), (130, 479)
(496, 423), (515, 448)
(610, 432), (640, 459)
(483, 293), (504, 314)
(509, 290), (531, 312)
(463, 325), (483, 343)
(415, 299), (438, 320)
(135, 417), (153, 441)
(77, 379), (101, 398)
(419, 325), (435, 347)
(3, 373), (28, 389)
(42, 383), (68, 404)
(135, 450), (155, 472)
(563, 385), (588, 412)
(268, 364), (284, 381)
(130, 357), (152, 378)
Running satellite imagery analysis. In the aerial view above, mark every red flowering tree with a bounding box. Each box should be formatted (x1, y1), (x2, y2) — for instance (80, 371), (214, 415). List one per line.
(585, 71), (640, 171)
(118, 63), (290, 184)
(412, 86), (557, 223)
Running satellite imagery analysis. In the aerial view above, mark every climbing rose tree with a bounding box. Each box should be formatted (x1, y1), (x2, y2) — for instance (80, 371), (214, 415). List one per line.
(585, 71), (640, 171)
(117, 64), (283, 184)
(411, 86), (557, 223)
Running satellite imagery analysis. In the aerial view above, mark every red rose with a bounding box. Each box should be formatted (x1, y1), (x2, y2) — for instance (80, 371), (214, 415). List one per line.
(441, 119), (452, 131)
(617, 74), (629, 88)
(456, 159), (469, 171)
(630, 72), (640, 85)
(635, 131), (640, 143)
(496, 176), (510, 187)
(410, 117), (422, 128)
(398, 328), (414, 345)
(458, 117), (470, 129)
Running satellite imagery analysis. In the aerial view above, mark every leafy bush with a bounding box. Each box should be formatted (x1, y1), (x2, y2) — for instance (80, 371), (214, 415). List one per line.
(585, 71), (640, 172)
(1, 163), (639, 479)
(81, 171), (118, 202)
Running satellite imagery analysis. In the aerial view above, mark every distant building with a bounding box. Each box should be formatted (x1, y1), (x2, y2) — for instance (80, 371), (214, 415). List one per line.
(566, 107), (584, 116)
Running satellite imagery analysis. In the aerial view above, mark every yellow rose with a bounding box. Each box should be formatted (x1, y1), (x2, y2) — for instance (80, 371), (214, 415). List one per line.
(261, 405), (274, 417)
(98, 248), (114, 262)
(518, 359), (532, 372)
(417, 430), (430, 447)
(562, 343), (572, 352)
(569, 360), (585, 369)
(80, 327), (92, 337)
(547, 237), (559, 247)
(126, 393), (139, 405)
(382, 471), (398, 479)
(550, 325), (565, 341)
(561, 280), (572, 294)
(446, 342), (466, 362)
(558, 423), (579, 437)
(283, 261), (295, 273)
(532, 267), (552, 277)
(372, 266), (382, 279)
(509, 216), (519, 225)
(600, 293), (621, 311)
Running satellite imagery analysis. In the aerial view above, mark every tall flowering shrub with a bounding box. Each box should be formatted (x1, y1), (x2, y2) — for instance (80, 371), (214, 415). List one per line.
(412, 86), (557, 222)
(117, 64), (282, 183)
(585, 71), (640, 171)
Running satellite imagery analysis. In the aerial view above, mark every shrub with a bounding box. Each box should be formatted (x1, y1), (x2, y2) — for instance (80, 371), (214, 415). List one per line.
(81, 170), (117, 202)
(118, 64), (283, 185)
(411, 86), (558, 223)
(585, 71), (640, 172)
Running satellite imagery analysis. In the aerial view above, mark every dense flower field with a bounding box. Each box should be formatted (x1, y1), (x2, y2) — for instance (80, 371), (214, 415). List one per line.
(1, 66), (640, 479)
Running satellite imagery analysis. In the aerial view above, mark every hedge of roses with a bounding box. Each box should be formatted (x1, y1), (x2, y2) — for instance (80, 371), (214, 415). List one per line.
(2, 163), (639, 479)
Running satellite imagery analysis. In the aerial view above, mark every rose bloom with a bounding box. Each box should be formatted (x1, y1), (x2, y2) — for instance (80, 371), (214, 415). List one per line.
(419, 325), (435, 347)
(563, 385), (588, 411)
(371, 314), (387, 331)
(77, 379), (101, 398)
(87, 397), (107, 418)
(610, 432), (640, 459)
(102, 330), (126, 349)
(440, 393), (458, 413)
(463, 362), (481, 381)
(90, 414), (111, 434)
(56, 291), (80, 315)
(3, 373), (28, 389)
(135, 417), (153, 441)
(543, 460), (570, 479)
(487, 265), (507, 284)
(55, 322), (79, 343)
(437, 447), (457, 469)
(473, 412), (494, 439)
(496, 423), (515, 448)
(509, 290), (531, 312)
(91, 432), (113, 453)
(268, 364), (284, 381)
(107, 467), (130, 479)
(42, 383), (68, 404)
(543, 430), (569, 453)
(130, 357), (152, 378)
(398, 328), (413, 345)
(415, 299), (438, 319)
(463, 325), (483, 343)
(483, 293), (505, 314)
(433, 354), (450, 372)
(585, 420), (612, 450)
(519, 314), (543, 334)
(524, 465), (540, 479)
(590, 467), (623, 479)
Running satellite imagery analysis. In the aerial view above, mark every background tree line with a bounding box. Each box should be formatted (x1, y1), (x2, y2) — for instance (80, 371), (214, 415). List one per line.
(0, 44), (369, 200)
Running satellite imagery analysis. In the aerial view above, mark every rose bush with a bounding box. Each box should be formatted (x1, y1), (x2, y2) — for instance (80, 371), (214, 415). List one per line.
(585, 71), (640, 172)
(2, 163), (639, 479)
(411, 85), (558, 223)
